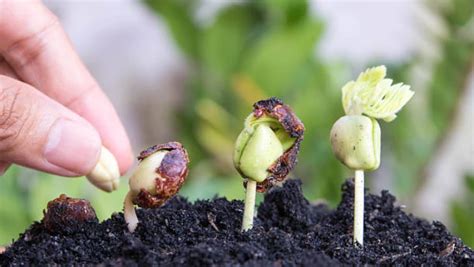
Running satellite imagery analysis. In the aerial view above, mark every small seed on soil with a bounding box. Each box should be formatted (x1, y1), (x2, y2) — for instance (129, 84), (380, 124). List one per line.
(43, 194), (98, 233)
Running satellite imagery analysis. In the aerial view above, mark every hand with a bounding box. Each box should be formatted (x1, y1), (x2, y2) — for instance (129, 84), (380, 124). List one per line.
(0, 1), (133, 178)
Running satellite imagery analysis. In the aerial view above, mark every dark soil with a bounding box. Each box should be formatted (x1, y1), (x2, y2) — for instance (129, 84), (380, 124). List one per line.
(1, 179), (473, 266)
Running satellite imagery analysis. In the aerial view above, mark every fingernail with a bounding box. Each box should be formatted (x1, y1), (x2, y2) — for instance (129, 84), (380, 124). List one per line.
(44, 119), (101, 175)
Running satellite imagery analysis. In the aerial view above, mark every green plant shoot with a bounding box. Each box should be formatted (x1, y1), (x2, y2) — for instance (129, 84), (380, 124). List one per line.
(330, 65), (414, 246)
(234, 98), (304, 231)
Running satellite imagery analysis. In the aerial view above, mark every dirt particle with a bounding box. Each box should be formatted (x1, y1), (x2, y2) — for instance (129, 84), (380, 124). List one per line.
(439, 241), (455, 257)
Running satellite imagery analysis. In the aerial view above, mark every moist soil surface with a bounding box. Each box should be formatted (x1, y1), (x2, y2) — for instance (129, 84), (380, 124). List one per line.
(1, 179), (473, 266)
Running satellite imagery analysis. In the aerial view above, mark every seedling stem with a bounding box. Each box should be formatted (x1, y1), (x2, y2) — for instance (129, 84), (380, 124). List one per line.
(242, 180), (257, 231)
(354, 169), (364, 246)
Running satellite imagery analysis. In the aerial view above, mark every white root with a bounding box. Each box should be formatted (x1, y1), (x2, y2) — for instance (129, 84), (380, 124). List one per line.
(124, 191), (139, 233)
(353, 170), (364, 246)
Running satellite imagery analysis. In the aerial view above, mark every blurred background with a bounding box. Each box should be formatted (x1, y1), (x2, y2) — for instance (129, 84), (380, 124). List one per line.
(0, 0), (473, 247)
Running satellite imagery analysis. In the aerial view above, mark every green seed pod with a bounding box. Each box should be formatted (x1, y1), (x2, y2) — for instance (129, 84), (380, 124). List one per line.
(233, 98), (304, 192)
(235, 98), (304, 231)
(330, 115), (381, 171)
(235, 122), (284, 182)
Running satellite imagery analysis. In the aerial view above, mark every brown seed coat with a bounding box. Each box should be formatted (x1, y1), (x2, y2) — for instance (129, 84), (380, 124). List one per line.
(133, 142), (190, 208)
(43, 194), (97, 233)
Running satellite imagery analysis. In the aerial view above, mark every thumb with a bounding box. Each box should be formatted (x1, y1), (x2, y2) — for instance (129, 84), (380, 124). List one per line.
(0, 75), (101, 176)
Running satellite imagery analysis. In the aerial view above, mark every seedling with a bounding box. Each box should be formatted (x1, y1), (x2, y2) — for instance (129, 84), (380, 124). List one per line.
(123, 142), (190, 232)
(330, 66), (414, 246)
(234, 97), (304, 231)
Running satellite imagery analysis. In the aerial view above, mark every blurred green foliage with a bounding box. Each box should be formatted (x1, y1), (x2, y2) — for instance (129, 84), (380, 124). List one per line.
(146, 0), (348, 204)
(146, 0), (473, 201)
(0, 0), (472, 247)
(146, 0), (473, 244)
(388, 0), (474, 195)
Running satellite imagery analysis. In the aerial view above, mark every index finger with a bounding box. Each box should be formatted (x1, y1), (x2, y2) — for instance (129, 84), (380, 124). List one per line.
(0, 1), (133, 174)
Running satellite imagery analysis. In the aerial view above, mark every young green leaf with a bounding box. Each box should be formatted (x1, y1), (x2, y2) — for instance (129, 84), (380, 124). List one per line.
(342, 65), (414, 121)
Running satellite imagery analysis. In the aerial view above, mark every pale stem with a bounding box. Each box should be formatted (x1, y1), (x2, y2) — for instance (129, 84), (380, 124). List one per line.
(124, 191), (139, 233)
(242, 179), (257, 231)
(347, 99), (363, 116)
(354, 170), (364, 246)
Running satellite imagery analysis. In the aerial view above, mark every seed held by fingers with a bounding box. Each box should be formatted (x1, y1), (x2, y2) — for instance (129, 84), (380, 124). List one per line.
(86, 146), (121, 192)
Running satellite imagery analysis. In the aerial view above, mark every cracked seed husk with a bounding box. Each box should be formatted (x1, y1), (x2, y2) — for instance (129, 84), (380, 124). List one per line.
(124, 142), (190, 232)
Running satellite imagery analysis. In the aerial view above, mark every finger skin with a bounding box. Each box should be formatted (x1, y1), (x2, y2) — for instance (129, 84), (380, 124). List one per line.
(0, 1), (133, 174)
(0, 56), (18, 78)
(0, 75), (101, 176)
(0, 58), (16, 176)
